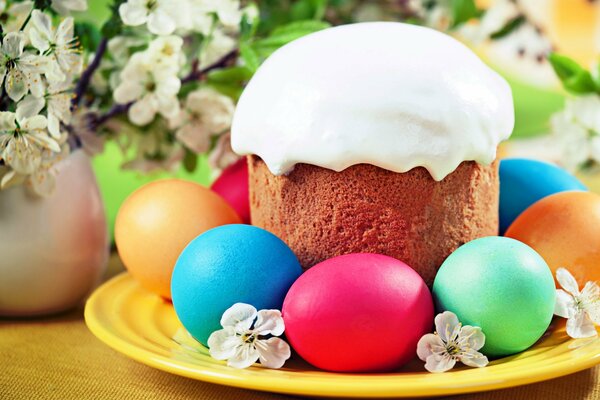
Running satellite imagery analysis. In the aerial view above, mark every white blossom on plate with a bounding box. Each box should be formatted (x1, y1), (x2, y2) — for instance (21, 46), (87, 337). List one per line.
(417, 311), (489, 373)
(51, 0), (88, 15)
(119, 0), (188, 36)
(208, 303), (291, 369)
(554, 268), (600, 339)
(551, 95), (600, 172)
(29, 10), (83, 84)
(113, 52), (181, 126)
(168, 88), (234, 153)
(0, 110), (59, 177)
(0, 32), (45, 101)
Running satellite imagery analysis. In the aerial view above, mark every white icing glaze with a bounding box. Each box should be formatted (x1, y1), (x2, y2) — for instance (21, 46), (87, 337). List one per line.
(231, 22), (514, 180)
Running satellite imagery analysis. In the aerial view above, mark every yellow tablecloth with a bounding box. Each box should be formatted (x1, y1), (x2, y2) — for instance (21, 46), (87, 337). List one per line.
(2, 255), (600, 400)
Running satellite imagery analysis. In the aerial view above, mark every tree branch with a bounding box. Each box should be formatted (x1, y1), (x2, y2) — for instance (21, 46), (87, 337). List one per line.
(71, 38), (108, 111)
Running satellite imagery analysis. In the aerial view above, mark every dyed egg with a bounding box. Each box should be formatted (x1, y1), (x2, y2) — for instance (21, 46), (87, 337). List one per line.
(505, 191), (600, 286)
(210, 158), (250, 224)
(499, 158), (586, 234)
(282, 254), (434, 372)
(171, 224), (302, 345)
(115, 179), (241, 299)
(433, 237), (555, 357)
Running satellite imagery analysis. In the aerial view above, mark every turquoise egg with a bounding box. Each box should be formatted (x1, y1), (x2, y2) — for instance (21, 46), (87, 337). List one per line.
(171, 224), (302, 345)
(499, 158), (586, 234)
(432, 237), (555, 357)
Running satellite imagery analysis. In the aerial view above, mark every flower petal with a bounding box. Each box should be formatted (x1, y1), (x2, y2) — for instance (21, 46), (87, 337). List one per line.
(17, 95), (45, 120)
(253, 310), (285, 337)
(227, 343), (260, 369)
(416, 333), (445, 362)
(220, 303), (257, 332)
(556, 268), (581, 296)
(119, 1), (148, 26)
(207, 327), (242, 360)
(567, 311), (598, 339)
(424, 353), (456, 373)
(56, 17), (74, 46)
(255, 337), (291, 369)
(175, 123), (210, 154)
(459, 325), (486, 351)
(6, 68), (28, 102)
(3, 32), (25, 58)
(0, 111), (17, 131)
(31, 10), (54, 42)
(147, 9), (177, 35)
(435, 311), (460, 343)
(555, 289), (577, 319)
(128, 95), (158, 126)
(460, 349), (489, 368)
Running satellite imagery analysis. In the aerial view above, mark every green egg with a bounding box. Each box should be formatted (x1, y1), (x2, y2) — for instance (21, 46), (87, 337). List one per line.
(432, 236), (556, 358)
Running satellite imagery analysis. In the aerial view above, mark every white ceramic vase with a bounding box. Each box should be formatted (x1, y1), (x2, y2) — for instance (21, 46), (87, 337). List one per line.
(0, 150), (109, 316)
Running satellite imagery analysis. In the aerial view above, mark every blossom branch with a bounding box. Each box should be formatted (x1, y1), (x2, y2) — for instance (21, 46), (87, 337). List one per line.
(181, 49), (239, 84)
(88, 49), (240, 129)
(71, 38), (109, 111)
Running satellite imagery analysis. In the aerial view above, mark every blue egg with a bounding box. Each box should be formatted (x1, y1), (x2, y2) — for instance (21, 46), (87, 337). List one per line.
(499, 158), (586, 234)
(171, 224), (302, 345)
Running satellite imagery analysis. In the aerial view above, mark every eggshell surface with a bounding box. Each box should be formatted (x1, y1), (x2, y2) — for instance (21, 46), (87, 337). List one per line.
(282, 253), (434, 372)
(433, 237), (555, 357)
(171, 224), (302, 346)
(505, 191), (600, 286)
(210, 157), (250, 224)
(499, 158), (586, 233)
(115, 179), (241, 299)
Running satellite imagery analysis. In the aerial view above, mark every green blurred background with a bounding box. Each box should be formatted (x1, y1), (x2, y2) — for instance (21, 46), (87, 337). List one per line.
(80, 1), (566, 239)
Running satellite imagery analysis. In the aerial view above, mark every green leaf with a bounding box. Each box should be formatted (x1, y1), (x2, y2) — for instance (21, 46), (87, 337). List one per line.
(489, 15), (526, 40)
(183, 148), (198, 173)
(207, 66), (254, 84)
(270, 20), (331, 36)
(309, 0), (328, 20)
(450, 0), (480, 29)
(548, 53), (597, 94)
(240, 2), (260, 40)
(33, 0), (52, 10)
(239, 42), (260, 72)
(208, 82), (244, 101)
(101, 0), (127, 38)
(290, 0), (314, 21)
(254, 20), (331, 48)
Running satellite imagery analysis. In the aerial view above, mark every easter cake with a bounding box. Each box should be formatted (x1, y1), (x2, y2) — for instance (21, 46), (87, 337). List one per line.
(231, 22), (514, 285)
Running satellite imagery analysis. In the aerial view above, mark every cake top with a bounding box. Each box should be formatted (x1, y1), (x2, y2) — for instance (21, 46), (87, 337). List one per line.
(231, 22), (514, 180)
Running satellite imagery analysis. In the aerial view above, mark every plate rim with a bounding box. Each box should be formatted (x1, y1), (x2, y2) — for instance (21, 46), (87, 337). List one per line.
(85, 272), (600, 398)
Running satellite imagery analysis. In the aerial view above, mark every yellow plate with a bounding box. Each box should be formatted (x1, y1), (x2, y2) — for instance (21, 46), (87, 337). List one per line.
(85, 273), (600, 398)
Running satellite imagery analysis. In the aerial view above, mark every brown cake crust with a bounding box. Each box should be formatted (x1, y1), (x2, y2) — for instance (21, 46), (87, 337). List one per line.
(248, 155), (499, 286)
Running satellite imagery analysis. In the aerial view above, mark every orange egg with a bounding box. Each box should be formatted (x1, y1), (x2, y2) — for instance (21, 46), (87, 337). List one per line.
(505, 191), (600, 287)
(115, 179), (241, 299)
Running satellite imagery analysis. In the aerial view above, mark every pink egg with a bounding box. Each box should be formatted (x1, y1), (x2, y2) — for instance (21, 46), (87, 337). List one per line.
(282, 253), (433, 372)
(210, 158), (250, 224)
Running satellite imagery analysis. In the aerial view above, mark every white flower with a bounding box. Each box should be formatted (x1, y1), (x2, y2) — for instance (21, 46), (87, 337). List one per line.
(146, 35), (185, 74)
(119, 0), (187, 36)
(207, 303), (291, 369)
(0, 110), (59, 177)
(554, 268), (600, 339)
(26, 144), (69, 196)
(29, 10), (82, 84)
(51, 0), (88, 15)
(18, 82), (72, 139)
(417, 311), (489, 373)
(199, 29), (236, 69)
(0, 32), (45, 101)
(199, 0), (242, 30)
(0, 1), (33, 33)
(113, 52), (181, 126)
(551, 95), (600, 171)
(169, 88), (234, 153)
